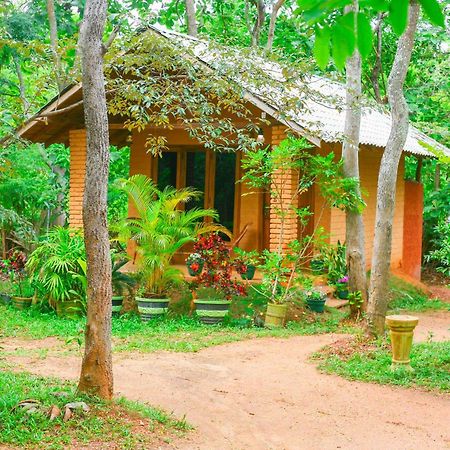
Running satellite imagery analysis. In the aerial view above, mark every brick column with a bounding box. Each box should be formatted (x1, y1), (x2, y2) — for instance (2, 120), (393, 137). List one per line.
(269, 126), (298, 252)
(68, 129), (86, 228)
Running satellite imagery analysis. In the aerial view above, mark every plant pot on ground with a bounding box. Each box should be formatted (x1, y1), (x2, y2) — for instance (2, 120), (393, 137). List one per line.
(265, 302), (288, 327)
(111, 256), (137, 315)
(305, 288), (327, 313)
(55, 299), (84, 318)
(10, 271), (34, 310)
(334, 275), (349, 300)
(194, 287), (231, 325)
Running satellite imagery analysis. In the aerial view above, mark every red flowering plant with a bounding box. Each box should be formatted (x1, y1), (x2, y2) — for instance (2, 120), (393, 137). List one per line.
(193, 233), (246, 299)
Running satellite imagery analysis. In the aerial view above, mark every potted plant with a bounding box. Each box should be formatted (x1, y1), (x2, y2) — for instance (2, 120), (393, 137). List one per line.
(305, 288), (327, 313)
(185, 253), (204, 276)
(10, 271), (34, 310)
(194, 286), (231, 324)
(111, 256), (137, 315)
(233, 248), (259, 280)
(26, 227), (87, 317)
(310, 257), (325, 275)
(335, 275), (349, 299)
(0, 278), (12, 305)
(114, 175), (223, 321)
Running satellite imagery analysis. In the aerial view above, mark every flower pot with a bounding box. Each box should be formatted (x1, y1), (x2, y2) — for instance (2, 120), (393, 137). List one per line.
(306, 297), (327, 313)
(12, 296), (32, 310)
(240, 264), (256, 280)
(264, 303), (288, 328)
(187, 260), (204, 276)
(0, 293), (11, 306)
(112, 295), (123, 315)
(137, 297), (169, 321)
(56, 299), (84, 318)
(385, 315), (419, 371)
(194, 299), (231, 325)
(335, 288), (349, 299)
(310, 259), (325, 275)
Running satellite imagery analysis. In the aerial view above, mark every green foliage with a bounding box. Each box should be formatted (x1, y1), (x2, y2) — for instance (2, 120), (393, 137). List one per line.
(321, 241), (347, 283)
(26, 227), (86, 308)
(0, 370), (189, 449)
(111, 254), (137, 296)
(114, 175), (221, 295)
(195, 286), (226, 301)
(314, 340), (450, 392)
(425, 220), (450, 278)
(388, 276), (449, 312)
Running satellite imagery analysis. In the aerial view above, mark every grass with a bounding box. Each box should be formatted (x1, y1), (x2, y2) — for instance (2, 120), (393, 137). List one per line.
(0, 370), (190, 449)
(388, 276), (449, 312)
(313, 338), (450, 393)
(0, 304), (356, 353)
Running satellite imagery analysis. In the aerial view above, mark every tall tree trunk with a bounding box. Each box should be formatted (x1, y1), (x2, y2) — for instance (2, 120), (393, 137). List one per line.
(367, 0), (420, 336)
(266, 0), (285, 51)
(185, 0), (198, 37)
(343, 2), (367, 317)
(247, 0), (265, 47)
(46, 0), (65, 92)
(77, 0), (113, 400)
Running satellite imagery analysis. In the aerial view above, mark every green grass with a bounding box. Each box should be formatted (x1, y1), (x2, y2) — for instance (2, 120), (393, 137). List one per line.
(388, 276), (449, 312)
(0, 370), (189, 449)
(313, 339), (450, 393)
(0, 304), (356, 353)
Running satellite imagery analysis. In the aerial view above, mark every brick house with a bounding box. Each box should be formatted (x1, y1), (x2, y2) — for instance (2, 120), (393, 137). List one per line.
(13, 26), (450, 280)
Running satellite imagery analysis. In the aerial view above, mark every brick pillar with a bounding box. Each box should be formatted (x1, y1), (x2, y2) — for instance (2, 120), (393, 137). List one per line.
(68, 129), (86, 228)
(402, 181), (423, 280)
(269, 126), (298, 252)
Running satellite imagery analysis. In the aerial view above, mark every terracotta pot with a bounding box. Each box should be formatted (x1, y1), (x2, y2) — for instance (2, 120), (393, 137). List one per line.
(385, 315), (419, 371)
(194, 299), (231, 325)
(137, 297), (169, 322)
(264, 303), (288, 327)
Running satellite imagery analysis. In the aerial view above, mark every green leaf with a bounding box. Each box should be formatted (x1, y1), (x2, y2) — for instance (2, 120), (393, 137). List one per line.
(418, 0), (445, 28)
(356, 13), (373, 59)
(331, 13), (355, 70)
(360, 0), (389, 11)
(313, 26), (331, 69)
(388, 0), (409, 36)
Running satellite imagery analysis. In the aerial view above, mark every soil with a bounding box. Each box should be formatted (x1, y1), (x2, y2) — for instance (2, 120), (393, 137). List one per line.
(4, 330), (450, 450)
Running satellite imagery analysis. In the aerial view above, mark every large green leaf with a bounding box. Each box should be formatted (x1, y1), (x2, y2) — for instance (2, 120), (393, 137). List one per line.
(388, 0), (409, 35)
(331, 13), (356, 70)
(357, 13), (373, 59)
(313, 26), (331, 69)
(418, 0), (445, 28)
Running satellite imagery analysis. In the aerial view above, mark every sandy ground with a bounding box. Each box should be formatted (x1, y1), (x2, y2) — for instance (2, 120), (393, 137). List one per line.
(3, 326), (450, 450)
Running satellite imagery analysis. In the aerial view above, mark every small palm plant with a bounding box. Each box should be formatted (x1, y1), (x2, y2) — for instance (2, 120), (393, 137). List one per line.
(113, 174), (225, 299)
(26, 227), (86, 313)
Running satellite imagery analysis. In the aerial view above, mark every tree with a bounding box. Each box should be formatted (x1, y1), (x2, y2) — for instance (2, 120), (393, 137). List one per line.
(45, 0), (64, 92)
(342, 2), (367, 313)
(185, 0), (198, 37)
(77, 0), (113, 399)
(266, 0), (285, 51)
(367, 1), (420, 335)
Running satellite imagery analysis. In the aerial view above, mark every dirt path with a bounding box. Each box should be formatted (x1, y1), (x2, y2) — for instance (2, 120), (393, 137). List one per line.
(5, 333), (450, 450)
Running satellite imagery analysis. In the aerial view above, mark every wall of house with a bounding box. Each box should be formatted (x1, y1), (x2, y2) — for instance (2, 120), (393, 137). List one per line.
(327, 144), (405, 270)
(68, 129), (86, 228)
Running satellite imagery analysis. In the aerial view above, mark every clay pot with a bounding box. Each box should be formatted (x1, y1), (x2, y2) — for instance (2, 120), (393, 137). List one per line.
(264, 303), (288, 327)
(11, 296), (32, 310)
(385, 315), (419, 370)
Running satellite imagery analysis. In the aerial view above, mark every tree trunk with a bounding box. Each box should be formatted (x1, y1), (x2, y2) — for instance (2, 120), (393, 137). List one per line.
(46, 0), (65, 92)
(434, 163), (440, 190)
(367, 0), (420, 336)
(266, 0), (285, 52)
(247, 0), (265, 47)
(77, 0), (113, 400)
(185, 0), (198, 37)
(342, 2), (367, 317)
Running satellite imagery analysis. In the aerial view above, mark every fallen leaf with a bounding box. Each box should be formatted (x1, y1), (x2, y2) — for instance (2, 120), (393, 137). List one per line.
(48, 405), (61, 421)
(63, 407), (72, 422)
(64, 401), (90, 413)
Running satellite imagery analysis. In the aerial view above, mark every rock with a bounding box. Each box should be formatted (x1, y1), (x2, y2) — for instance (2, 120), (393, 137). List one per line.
(64, 401), (90, 413)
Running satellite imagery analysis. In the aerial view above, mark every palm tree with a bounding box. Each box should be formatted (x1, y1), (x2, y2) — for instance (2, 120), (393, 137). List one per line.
(113, 174), (226, 296)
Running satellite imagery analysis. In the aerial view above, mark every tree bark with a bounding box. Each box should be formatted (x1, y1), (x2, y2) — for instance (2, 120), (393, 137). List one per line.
(12, 53), (29, 115)
(77, 0), (113, 400)
(343, 2), (367, 317)
(266, 0), (285, 52)
(367, 0), (420, 336)
(185, 0), (198, 37)
(46, 0), (65, 92)
(247, 0), (265, 47)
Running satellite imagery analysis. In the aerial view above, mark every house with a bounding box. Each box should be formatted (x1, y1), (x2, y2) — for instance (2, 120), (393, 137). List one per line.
(12, 25), (450, 281)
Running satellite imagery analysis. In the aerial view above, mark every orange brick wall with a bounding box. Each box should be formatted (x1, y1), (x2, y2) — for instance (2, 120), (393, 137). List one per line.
(328, 145), (405, 268)
(269, 126), (299, 251)
(68, 129), (86, 228)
